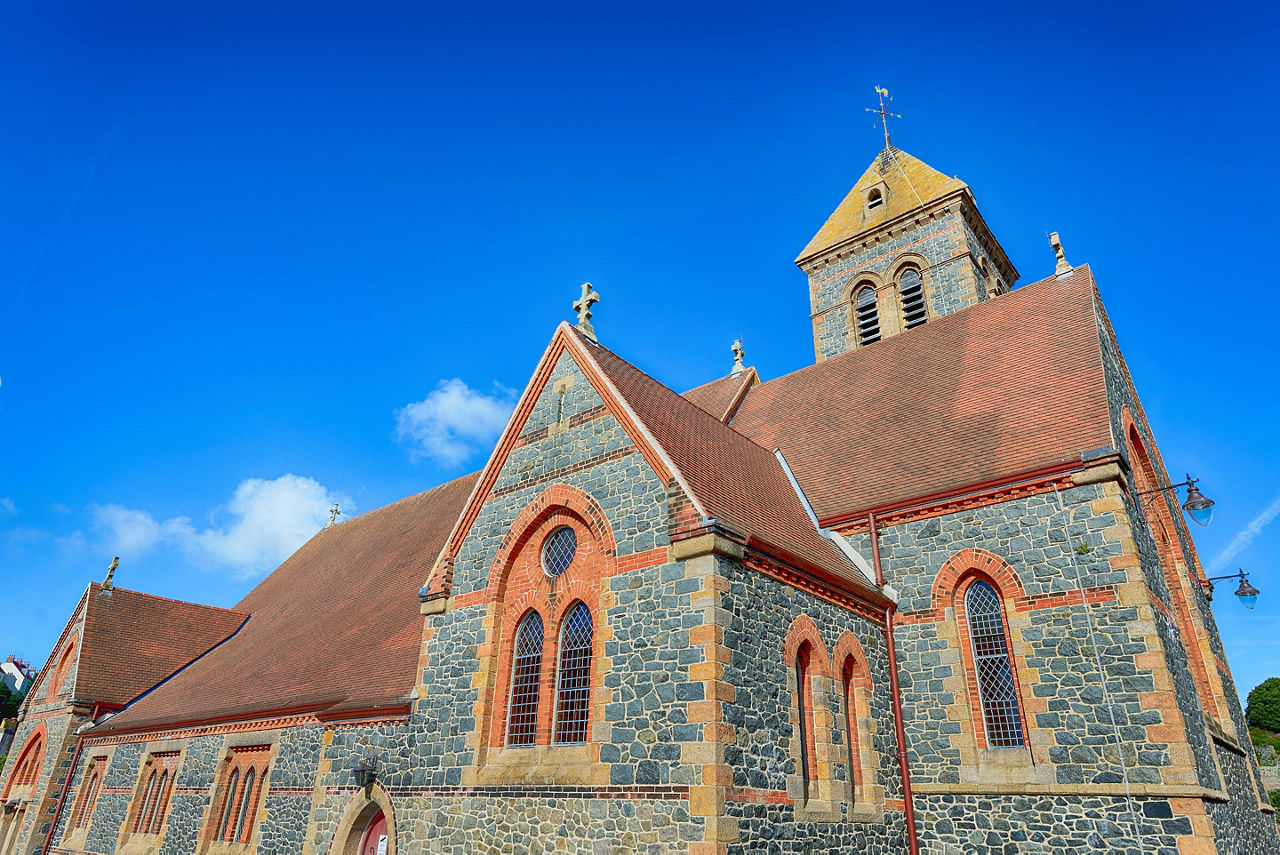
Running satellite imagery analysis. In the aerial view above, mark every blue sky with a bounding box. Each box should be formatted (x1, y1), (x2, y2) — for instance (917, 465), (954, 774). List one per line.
(2, 1), (1277, 700)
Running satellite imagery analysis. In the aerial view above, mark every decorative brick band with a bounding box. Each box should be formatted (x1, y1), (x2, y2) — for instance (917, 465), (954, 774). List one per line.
(264, 787), (312, 797)
(489, 445), (636, 500)
(897, 583), (1119, 625)
(321, 784), (689, 800)
(81, 711), (407, 746)
(725, 787), (790, 805)
(510, 405), (608, 449)
(741, 553), (883, 622)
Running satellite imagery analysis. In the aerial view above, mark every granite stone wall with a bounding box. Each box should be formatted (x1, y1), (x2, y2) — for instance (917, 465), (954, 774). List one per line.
(718, 557), (907, 851)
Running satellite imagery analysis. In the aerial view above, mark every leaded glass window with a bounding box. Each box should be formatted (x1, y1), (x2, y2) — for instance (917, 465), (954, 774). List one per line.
(554, 603), (594, 744)
(965, 581), (1025, 748)
(542, 526), (577, 578)
(856, 286), (880, 345)
(506, 612), (545, 747)
(216, 769), (239, 841)
(232, 768), (256, 842)
(900, 268), (927, 328)
(796, 643), (812, 792)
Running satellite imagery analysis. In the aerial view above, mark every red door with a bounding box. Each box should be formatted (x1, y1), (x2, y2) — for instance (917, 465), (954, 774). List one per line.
(358, 812), (387, 855)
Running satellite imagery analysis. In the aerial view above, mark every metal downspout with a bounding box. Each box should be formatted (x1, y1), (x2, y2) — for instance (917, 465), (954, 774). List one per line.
(872, 512), (919, 855)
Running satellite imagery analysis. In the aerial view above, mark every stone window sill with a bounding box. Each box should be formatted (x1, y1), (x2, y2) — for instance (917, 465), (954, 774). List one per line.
(117, 833), (162, 855)
(473, 744), (606, 786)
(199, 839), (255, 855)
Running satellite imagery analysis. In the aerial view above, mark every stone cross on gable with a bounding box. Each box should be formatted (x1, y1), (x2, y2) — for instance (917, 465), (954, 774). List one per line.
(573, 282), (600, 341)
(731, 339), (746, 375)
(327, 503), (341, 527)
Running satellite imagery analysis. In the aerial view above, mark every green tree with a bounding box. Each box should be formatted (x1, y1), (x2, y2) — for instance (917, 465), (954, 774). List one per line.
(0, 682), (23, 719)
(1247, 678), (1280, 732)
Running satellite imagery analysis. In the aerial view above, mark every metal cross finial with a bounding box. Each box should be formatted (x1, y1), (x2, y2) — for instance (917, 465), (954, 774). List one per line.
(731, 339), (746, 375)
(865, 86), (901, 148)
(573, 282), (600, 341)
(327, 504), (341, 527)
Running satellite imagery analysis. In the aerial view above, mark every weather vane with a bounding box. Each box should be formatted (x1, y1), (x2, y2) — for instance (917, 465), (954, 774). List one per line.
(865, 86), (901, 148)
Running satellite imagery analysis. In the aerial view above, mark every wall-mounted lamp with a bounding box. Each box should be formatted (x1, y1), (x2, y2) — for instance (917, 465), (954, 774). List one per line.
(1203, 569), (1260, 610)
(1138, 473), (1215, 527)
(351, 758), (377, 789)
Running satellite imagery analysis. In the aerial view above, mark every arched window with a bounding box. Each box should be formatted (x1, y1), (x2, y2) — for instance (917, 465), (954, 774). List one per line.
(866, 188), (884, 209)
(965, 580), (1024, 748)
(5, 733), (45, 797)
(74, 769), (101, 829)
(506, 612), (545, 747)
(133, 771), (158, 833)
(795, 642), (814, 797)
(216, 768), (239, 841)
(554, 603), (593, 744)
(855, 286), (880, 345)
(231, 767), (256, 842)
(841, 656), (860, 798)
(147, 771), (171, 834)
(50, 641), (76, 696)
(899, 268), (927, 329)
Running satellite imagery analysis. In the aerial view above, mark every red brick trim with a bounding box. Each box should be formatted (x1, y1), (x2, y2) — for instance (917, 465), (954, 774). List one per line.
(725, 787), (790, 804)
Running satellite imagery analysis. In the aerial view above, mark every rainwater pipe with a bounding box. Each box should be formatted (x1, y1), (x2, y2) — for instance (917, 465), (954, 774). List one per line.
(772, 448), (918, 854)
(870, 511), (920, 855)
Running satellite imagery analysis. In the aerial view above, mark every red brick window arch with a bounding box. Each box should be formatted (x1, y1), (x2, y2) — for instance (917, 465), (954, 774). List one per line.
(553, 601), (593, 745)
(506, 610), (545, 747)
(73, 760), (104, 830)
(961, 578), (1025, 748)
(209, 746), (269, 846)
(49, 639), (76, 696)
(4, 731), (45, 797)
(485, 484), (612, 752)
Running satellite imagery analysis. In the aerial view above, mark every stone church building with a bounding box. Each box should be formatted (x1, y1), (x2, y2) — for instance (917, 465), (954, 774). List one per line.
(3, 145), (1276, 854)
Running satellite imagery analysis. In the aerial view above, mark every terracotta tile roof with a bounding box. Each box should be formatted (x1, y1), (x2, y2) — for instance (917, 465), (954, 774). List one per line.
(729, 267), (1113, 523)
(681, 369), (758, 423)
(77, 586), (247, 709)
(94, 472), (480, 734)
(797, 146), (968, 263)
(573, 331), (877, 594)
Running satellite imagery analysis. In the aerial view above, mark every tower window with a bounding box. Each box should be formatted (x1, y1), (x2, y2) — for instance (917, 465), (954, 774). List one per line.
(964, 581), (1025, 748)
(866, 188), (883, 209)
(855, 286), (880, 345)
(900, 268), (927, 329)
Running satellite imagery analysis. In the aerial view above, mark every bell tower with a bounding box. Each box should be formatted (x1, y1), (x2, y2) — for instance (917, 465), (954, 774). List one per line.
(796, 145), (1019, 362)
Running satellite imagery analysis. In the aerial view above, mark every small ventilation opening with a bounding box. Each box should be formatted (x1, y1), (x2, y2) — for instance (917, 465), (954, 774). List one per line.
(866, 188), (883, 209)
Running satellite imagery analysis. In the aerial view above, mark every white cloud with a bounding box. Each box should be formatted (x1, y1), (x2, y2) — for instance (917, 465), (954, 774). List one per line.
(1208, 490), (1280, 574)
(91, 474), (352, 580)
(93, 504), (163, 554)
(397, 378), (516, 467)
(0, 498), (16, 515)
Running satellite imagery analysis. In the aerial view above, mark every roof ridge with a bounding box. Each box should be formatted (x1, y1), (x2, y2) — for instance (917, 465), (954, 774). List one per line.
(87, 582), (249, 616)
(571, 330), (775, 457)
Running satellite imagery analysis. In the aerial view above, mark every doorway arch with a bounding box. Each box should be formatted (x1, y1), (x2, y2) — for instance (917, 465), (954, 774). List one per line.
(329, 783), (396, 855)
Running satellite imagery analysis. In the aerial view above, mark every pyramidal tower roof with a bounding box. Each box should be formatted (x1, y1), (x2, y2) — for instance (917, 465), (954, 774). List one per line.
(797, 146), (968, 263)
